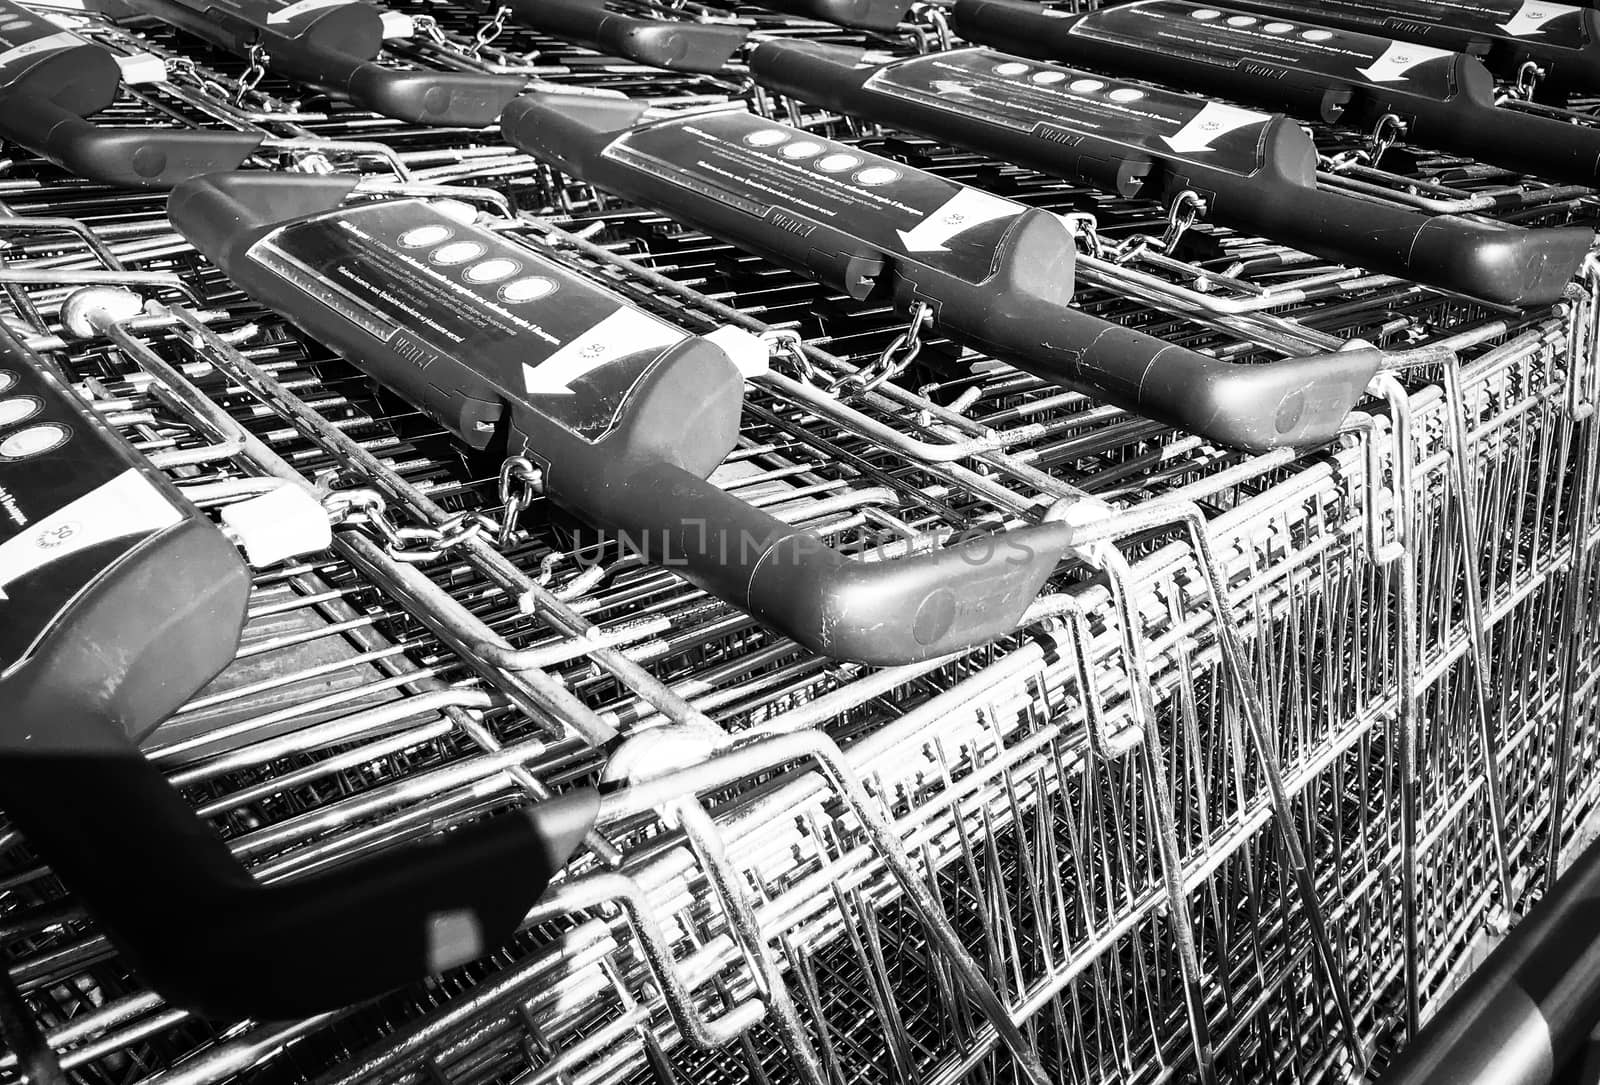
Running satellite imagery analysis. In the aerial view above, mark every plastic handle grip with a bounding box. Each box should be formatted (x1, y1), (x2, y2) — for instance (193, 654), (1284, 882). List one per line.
(555, 459), (1075, 665)
(0, 746), (596, 1020)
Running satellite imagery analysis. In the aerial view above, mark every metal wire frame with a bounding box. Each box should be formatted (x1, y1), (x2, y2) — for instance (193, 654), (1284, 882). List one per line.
(0, 18), (1597, 1085)
(0, 206), (1574, 1085)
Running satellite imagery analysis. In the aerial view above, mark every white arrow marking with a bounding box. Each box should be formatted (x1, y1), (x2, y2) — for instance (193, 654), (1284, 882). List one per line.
(896, 188), (1021, 253)
(0, 31), (80, 68)
(1500, 0), (1578, 37)
(0, 469), (179, 596)
(1160, 100), (1273, 154)
(523, 307), (685, 395)
(1358, 40), (1454, 82)
(931, 79), (979, 97)
(267, 0), (347, 24)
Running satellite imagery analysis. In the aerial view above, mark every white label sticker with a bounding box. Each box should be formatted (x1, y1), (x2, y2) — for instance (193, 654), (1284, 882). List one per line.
(1501, 0), (1580, 37)
(266, 0), (347, 24)
(0, 468), (179, 598)
(0, 30), (82, 69)
(1161, 100), (1272, 153)
(895, 187), (1020, 253)
(1357, 40), (1454, 83)
(523, 307), (685, 396)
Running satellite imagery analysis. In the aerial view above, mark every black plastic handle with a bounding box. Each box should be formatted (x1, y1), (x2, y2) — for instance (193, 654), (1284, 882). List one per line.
(0, 746), (597, 1020)
(501, 91), (1383, 450)
(748, 39), (1593, 308)
(1215, 0), (1600, 93)
(270, 40), (526, 126)
(952, 0), (1600, 188)
(1377, 834), (1600, 1085)
(0, 319), (593, 1021)
(508, 0), (749, 73)
(0, 88), (265, 188)
(757, 0), (914, 31)
(555, 458), (1075, 664)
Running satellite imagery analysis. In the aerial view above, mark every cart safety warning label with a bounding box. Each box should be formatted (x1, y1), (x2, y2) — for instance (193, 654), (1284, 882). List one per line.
(865, 47), (1275, 174)
(600, 109), (1025, 281)
(247, 199), (688, 441)
(1230, 0), (1590, 50)
(1068, 1), (1462, 97)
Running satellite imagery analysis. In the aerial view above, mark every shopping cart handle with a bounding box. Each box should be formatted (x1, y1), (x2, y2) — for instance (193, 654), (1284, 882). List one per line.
(508, 0), (749, 74)
(0, 322), (593, 1021)
(127, 0), (524, 126)
(0, 0), (265, 188)
(0, 749), (596, 1020)
(758, 0), (914, 32)
(1376, 834), (1600, 1085)
(749, 39), (1594, 309)
(0, 91), (266, 188)
(953, 0), (1600, 189)
(271, 41), (526, 126)
(555, 459), (1075, 664)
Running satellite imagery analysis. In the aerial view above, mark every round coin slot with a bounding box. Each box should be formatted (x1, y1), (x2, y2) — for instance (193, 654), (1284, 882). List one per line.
(0, 422), (69, 461)
(0, 370), (16, 395)
(400, 224), (452, 248)
(466, 258), (518, 284)
(1108, 88), (1145, 103)
(431, 241), (484, 265)
(1069, 78), (1104, 92)
(781, 140), (823, 159)
(1032, 71), (1067, 84)
(817, 153), (859, 172)
(853, 166), (900, 186)
(745, 129), (788, 147)
(501, 277), (557, 303)
(994, 61), (1029, 76)
(0, 396), (42, 429)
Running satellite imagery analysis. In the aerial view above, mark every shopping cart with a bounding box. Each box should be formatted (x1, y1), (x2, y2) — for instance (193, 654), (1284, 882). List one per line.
(0, 3), (1599, 1084)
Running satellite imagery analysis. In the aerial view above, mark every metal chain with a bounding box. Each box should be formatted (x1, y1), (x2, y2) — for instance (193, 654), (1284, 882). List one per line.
(826, 301), (932, 399)
(1511, 60), (1547, 101)
(1158, 189), (1207, 253)
(497, 455), (544, 547)
(323, 486), (498, 563)
(234, 41), (268, 104)
(1366, 112), (1407, 169)
(468, 5), (511, 57)
(760, 327), (816, 384)
(411, 14), (451, 48)
(1062, 211), (1103, 259)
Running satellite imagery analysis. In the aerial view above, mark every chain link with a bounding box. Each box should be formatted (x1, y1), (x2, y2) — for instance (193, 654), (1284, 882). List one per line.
(497, 455), (544, 547)
(468, 5), (511, 57)
(826, 302), (932, 399)
(760, 327), (816, 384)
(1366, 112), (1407, 169)
(1158, 189), (1206, 254)
(411, 14), (450, 48)
(322, 486), (498, 562)
(1512, 60), (1546, 101)
(234, 41), (268, 105)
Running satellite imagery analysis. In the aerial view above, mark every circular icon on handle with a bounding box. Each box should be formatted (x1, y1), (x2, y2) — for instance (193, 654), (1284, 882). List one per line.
(431, 241), (484, 266)
(0, 396), (42, 428)
(465, 258), (518, 284)
(501, 277), (557, 303)
(0, 422), (70, 461)
(854, 166), (900, 186)
(400, 224), (452, 248)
